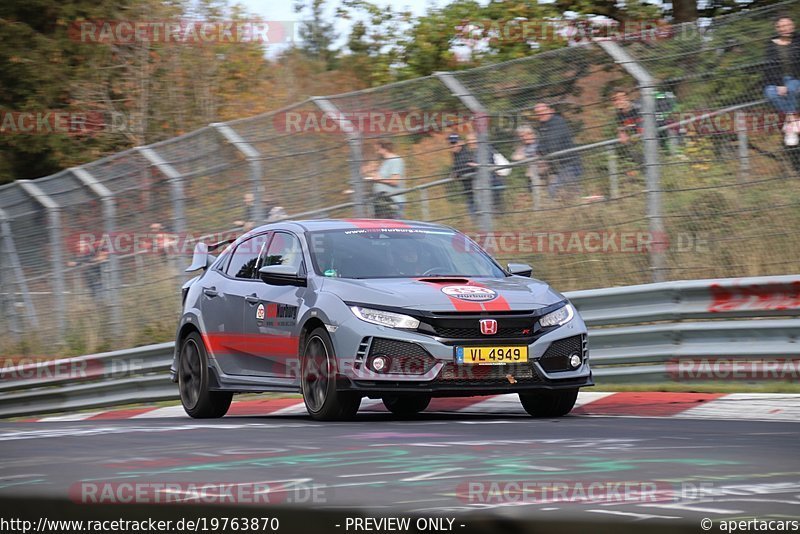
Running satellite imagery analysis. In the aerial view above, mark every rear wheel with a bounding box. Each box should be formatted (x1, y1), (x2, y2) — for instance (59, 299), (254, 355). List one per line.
(301, 327), (361, 421)
(178, 332), (232, 418)
(519, 388), (578, 418)
(382, 395), (431, 417)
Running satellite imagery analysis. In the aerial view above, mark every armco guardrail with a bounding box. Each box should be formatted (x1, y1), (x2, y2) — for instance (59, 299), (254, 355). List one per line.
(0, 275), (798, 418)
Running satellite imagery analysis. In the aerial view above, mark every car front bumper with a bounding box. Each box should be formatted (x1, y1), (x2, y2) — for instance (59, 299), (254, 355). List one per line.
(329, 308), (592, 396)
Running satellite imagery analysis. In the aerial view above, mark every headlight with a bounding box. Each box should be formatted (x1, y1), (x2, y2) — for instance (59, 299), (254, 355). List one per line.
(350, 306), (420, 329)
(539, 303), (574, 327)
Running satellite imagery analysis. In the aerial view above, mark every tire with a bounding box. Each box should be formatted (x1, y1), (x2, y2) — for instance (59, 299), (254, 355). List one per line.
(382, 395), (431, 417)
(519, 388), (579, 418)
(301, 327), (361, 421)
(178, 332), (233, 418)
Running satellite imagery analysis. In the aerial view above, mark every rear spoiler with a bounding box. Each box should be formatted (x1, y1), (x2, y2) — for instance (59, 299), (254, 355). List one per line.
(185, 237), (236, 272)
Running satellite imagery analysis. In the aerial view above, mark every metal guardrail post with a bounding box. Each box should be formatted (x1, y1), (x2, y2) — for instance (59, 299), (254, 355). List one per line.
(596, 40), (666, 283)
(211, 123), (265, 223)
(435, 72), (493, 232)
(72, 167), (121, 332)
(18, 180), (66, 338)
(312, 98), (366, 218)
(736, 111), (750, 182)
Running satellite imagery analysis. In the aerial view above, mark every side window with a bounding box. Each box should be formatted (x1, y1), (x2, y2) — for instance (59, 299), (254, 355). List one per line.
(261, 232), (304, 272)
(226, 233), (270, 279)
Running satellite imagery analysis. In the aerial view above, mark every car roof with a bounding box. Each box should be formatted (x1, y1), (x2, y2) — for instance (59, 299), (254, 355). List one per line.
(251, 218), (455, 234)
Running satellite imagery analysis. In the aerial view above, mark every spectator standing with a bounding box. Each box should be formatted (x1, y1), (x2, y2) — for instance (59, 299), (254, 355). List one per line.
(465, 132), (507, 213)
(449, 133), (478, 215)
(512, 125), (541, 194)
(69, 240), (108, 298)
(233, 192), (286, 230)
(611, 90), (643, 169)
(533, 102), (583, 199)
(367, 140), (406, 218)
(764, 15), (800, 146)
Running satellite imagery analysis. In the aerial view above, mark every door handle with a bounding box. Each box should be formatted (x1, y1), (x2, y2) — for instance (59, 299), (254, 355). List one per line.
(203, 287), (218, 297)
(245, 294), (260, 305)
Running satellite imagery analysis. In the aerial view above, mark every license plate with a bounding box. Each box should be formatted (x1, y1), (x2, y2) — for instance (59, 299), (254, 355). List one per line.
(455, 346), (528, 365)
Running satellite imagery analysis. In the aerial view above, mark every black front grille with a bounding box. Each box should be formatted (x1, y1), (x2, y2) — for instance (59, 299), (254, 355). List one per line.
(432, 326), (530, 339)
(539, 335), (584, 373)
(368, 338), (437, 375)
(435, 362), (542, 387)
(420, 315), (539, 340)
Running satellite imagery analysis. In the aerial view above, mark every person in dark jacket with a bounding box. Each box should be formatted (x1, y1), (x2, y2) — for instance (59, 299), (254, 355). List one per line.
(449, 133), (478, 215)
(533, 102), (583, 199)
(465, 132), (506, 213)
(763, 15), (800, 146)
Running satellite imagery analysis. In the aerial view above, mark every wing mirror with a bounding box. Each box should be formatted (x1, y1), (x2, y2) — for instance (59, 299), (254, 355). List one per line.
(186, 243), (213, 272)
(259, 264), (307, 286)
(507, 263), (533, 277)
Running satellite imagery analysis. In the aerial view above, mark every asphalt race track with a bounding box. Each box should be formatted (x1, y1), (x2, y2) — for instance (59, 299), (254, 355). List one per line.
(1, 410), (798, 525)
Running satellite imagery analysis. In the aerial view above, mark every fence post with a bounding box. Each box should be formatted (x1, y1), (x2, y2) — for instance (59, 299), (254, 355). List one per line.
(137, 146), (186, 283)
(735, 111), (749, 182)
(72, 167), (121, 332)
(137, 147), (186, 235)
(435, 72), (493, 232)
(17, 180), (66, 338)
(0, 208), (37, 330)
(312, 98), (367, 218)
(0, 208), (20, 340)
(211, 123), (265, 223)
(597, 40), (666, 283)
(607, 145), (619, 199)
(420, 188), (430, 221)
(529, 161), (541, 211)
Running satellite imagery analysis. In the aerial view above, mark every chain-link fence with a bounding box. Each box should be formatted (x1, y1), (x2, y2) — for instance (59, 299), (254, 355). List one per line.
(2, 1), (800, 355)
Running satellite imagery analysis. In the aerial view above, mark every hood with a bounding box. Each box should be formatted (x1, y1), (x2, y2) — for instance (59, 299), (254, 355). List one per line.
(321, 276), (564, 313)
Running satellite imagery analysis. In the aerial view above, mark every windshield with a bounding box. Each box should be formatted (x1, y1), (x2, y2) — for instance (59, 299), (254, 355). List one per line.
(308, 228), (506, 279)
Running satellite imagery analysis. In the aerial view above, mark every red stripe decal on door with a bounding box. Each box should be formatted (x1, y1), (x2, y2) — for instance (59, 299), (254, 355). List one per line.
(202, 333), (299, 357)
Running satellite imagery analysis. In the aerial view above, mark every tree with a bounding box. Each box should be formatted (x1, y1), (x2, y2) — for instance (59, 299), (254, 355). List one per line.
(0, 0), (275, 184)
(294, 0), (338, 70)
(337, 0), (411, 86)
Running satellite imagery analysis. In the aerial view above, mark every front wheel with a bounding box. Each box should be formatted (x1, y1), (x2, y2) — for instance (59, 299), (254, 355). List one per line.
(301, 327), (361, 421)
(178, 332), (233, 418)
(519, 388), (579, 418)
(382, 395), (431, 417)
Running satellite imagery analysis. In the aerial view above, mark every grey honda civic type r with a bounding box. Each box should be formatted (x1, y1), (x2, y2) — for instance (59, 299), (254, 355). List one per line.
(171, 219), (592, 420)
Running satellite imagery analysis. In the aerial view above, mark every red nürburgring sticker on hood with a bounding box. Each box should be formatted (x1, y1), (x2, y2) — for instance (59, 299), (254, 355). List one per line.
(441, 285), (498, 302)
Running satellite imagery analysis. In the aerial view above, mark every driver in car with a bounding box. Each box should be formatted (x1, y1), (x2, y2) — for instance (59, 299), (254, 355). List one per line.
(393, 239), (421, 276)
